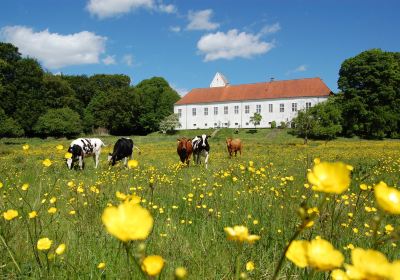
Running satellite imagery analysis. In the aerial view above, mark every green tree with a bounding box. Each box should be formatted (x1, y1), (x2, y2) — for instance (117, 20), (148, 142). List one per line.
(338, 49), (400, 139)
(0, 108), (24, 137)
(291, 98), (343, 142)
(135, 77), (180, 134)
(250, 112), (262, 129)
(159, 113), (181, 133)
(85, 88), (140, 135)
(34, 108), (83, 138)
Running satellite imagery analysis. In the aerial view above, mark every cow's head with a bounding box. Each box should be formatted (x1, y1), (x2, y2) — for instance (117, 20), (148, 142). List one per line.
(66, 145), (81, 170)
(197, 134), (210, 147)
(226, 138), (232, 148)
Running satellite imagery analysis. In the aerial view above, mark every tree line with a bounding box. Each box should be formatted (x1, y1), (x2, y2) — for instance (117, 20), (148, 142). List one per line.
(291, 49), (400, 141)
(0, 42), (180, 138)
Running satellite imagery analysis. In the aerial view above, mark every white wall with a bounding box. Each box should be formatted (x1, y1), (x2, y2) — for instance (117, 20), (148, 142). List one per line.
(174, 97), (328, 130)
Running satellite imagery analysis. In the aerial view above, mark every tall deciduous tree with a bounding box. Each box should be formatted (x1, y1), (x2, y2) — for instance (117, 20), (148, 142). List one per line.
(338, 49), (400, 139)
(135, 77), (180, 133)
(250, 112), (262, 129)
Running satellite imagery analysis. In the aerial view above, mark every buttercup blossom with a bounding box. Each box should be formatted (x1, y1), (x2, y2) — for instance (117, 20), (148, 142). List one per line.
(246, 261), (255, 271)
(224, 225), (260, 244)
(331, 269), (349, 280)
(55, 244), (66, 255)
(37, 238), (52, 250)
(3, 209), (19, 220)
(97, 262), (106, 269)
(307, 161), (351, 194)
(64, 152), (72, 159)
(127, 159), (139, 169)
(56, 144), (63, 150)
(102, 201), (153, 242)
(22, 144), (29, 150)
(374, 181), (400, 214)
(141, 255), (165, 277)
(42, 159), (52, 167)
(306, 238), (344, 271)
(175, 267), (188, 279)
(286, 240), (309, 268)
(29, 211), (38, 219)
(21, 183), (29, 191)
(345, 248), (392, 280)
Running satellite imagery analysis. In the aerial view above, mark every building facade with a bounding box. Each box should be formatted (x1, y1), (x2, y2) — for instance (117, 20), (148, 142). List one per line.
(174, 74), (331, 130)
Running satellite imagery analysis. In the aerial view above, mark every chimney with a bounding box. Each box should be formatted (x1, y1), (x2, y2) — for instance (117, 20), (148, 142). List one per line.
(270, 77), (275, 82)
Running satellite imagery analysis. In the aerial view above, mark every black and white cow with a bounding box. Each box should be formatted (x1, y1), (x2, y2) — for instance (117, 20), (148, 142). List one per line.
(108, 137), (141, 166)
(66, 138), (105, 170)
(192, 134), (210, 169)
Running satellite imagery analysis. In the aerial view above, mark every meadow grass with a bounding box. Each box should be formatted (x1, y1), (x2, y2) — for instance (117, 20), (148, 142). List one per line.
(0, 129), (399, 279)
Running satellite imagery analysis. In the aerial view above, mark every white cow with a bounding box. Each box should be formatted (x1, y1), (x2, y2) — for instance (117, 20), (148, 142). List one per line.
(66, 138), (105, 170)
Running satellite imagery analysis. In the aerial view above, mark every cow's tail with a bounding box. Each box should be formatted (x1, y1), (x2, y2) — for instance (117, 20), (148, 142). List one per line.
(134, 145), (142, 155)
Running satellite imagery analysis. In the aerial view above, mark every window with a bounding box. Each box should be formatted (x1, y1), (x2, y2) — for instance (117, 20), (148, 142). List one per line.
(214, 123), (217, 127)
(224, 106), (228, 114)
(204, 107), (208, 116)
(214, 107), (218, 115)
(205, 123), (208, 127)
(306, 102), (312, 110)
(246, 122), (249, 125)
(245, 105), (250, 114)
(292, 103), (297, 112)
(235, 122), (238, 126)
(193, 124), (197, 127)
(269, 104), (273, 113)
(192, 108), (196, 116)
(234, 105), (239, 114)
(256, 104), (261, 113)
(280, 104), (284, 112)
(178, 109), (182, 118)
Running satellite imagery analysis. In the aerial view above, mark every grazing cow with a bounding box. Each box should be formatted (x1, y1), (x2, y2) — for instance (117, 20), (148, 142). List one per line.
(66, 138), (105, 170)
(108, 137), (140, 166)
(177, 137), (193, 165)
(192, 134), (210, 168)
(226, 138), (243, 157)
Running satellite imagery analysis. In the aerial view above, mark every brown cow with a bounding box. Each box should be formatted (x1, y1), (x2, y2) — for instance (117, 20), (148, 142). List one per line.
(226, 138), (242, 157)
(177, 137), (193, 165)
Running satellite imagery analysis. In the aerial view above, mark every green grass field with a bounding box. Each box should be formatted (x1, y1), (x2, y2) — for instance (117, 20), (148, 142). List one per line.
(1, 129), (399, 279)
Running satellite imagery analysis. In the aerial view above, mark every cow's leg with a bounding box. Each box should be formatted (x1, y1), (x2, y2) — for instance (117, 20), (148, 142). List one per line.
(204, 152), (209, 169)
(123, 157), (128, 166)
(95, 152), (100, 168)
(78, 156), (83, 170)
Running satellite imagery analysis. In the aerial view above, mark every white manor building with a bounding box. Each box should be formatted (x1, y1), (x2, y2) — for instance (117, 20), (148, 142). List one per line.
(174, 73), (331, 130)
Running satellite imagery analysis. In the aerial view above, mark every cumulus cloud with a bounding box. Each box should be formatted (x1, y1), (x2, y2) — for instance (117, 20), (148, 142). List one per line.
(197, 29), (274, 61)
(102, 55), (116, 65)
(87, 0), (154, 18)
(122, 54), (133, 66)
(169, 26), (181, 33)
(286, 64), (308, 75)
(1, 25), (106, 69)
(158, 3), (177, 14)
(259, 23), (281, 35)
(187, 9), (219, 31)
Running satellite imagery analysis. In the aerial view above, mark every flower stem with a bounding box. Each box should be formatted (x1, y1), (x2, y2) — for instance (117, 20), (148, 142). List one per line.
(0, 234), (22, 274)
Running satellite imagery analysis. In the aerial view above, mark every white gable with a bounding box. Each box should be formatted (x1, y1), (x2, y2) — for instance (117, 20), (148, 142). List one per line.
(210, 72), (229, 88)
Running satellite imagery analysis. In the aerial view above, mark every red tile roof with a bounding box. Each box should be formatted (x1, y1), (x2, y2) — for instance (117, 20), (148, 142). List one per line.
(175, 77), (331, 105)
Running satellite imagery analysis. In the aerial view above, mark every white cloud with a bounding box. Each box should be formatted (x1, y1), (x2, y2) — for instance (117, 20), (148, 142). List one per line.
(187, 9), (219, 31)
(102, 55), (116, 65)
(259, 23), (281, 35)
(169, 26), (181, 33)
(87, 0), (154, 18)
(122, 54), (133, 66)
(158, 4), (177, 14)
(1, 25), (106, 69)
(171, 84), (189, 96)
(197, 29), (274, 62)
(286, 64), (308, 75)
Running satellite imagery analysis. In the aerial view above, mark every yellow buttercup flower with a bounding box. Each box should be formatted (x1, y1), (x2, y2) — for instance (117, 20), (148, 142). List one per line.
(64, 152), (72, 159)
(3, 209), (19, 220)
(21, 183), (29, 191)
(374, 181), (400, 214)
(97, 262), (106, 269)
(37, 238), (52, 251)
(55, 244), (66, 255)
(224, 225), (260, 244)
(307, 238), (344, 271)
(127, 159), (139, 169)
(286, 240), (309, 268)
(345, 248), (392, 280)
(29, 211), (38, 219)
(0, 182), (3, 188)
(22, 144), (29, 150)
(48, 207), (57, 214)
(246, 261), (255, 271)
(307, 161), (351, 194)
(331, 269), (349, 280)
(50, 197), (57, 204)
(141, 255), (165, 277)
(56, 144), (64, 150)
(175, 267), (188, 279)
(102, 202), (153, 242)
(42, 159), (52, 167)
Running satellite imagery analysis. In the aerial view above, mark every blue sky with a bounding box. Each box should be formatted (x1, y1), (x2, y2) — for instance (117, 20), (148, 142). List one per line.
(1, 0), (399, 94)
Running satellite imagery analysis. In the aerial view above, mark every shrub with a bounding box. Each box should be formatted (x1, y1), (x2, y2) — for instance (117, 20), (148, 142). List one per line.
(34, 108), (83, 138)
(0, 108), (24, 137)
(270, 121), (277, 129)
